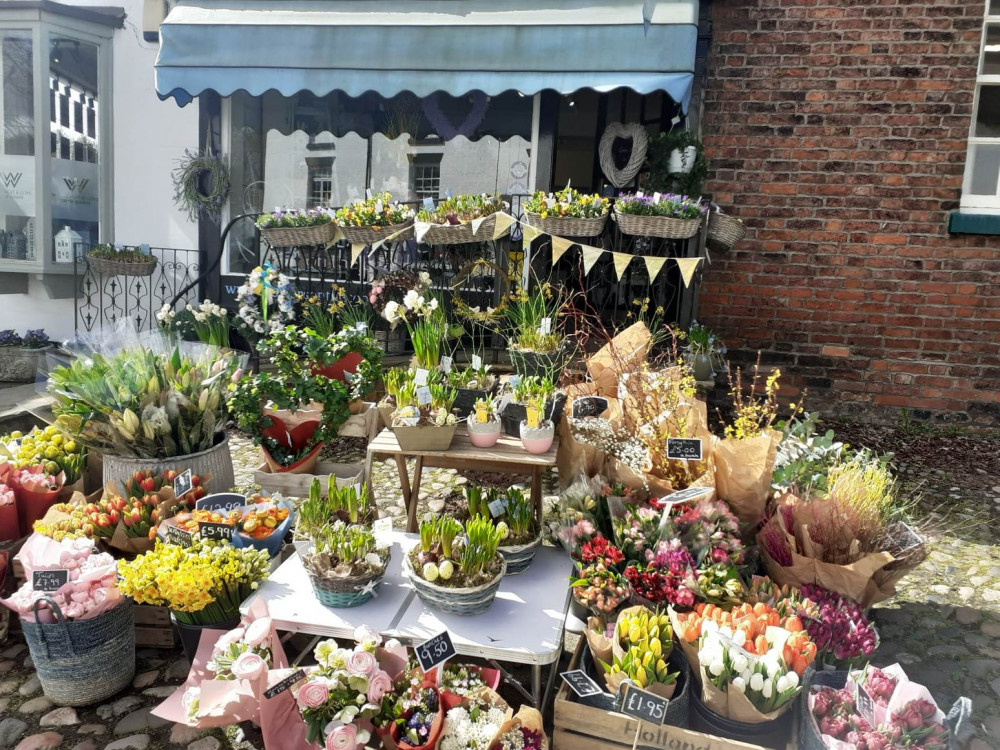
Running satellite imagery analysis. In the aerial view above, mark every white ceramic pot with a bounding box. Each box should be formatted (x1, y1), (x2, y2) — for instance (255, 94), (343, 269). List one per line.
(467, 417), (501, 448)
(519, 420), (555, 454)
(667, 145), (698, 174)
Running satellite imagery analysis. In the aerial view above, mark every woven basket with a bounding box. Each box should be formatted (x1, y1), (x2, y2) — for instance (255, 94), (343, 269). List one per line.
(87, 255), (157, 277)
(307, 554), (389, 608)
(338, 220), (414, 246)
(706, 211), (746, 252)
(614, 210), (702, 239)
(260, 223), (339, 248)
(405, 554), (507, 616)
(393, 423), (457, 451)
(498, 532), (542, 575)
(524, 212), (608, 238)
(420, 214), (505, 245)
(22, 597), (135, 706)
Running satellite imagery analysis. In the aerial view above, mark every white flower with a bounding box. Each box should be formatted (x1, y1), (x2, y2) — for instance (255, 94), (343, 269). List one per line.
(709, 660), (725, 677)
(784, 670), (799, 689)
(749, 672), (764, 692)
(762, 678), (774, 699)
(402, 289), (420, 310)
(732, 676), (746, 693)
(776, 674), (790, 693)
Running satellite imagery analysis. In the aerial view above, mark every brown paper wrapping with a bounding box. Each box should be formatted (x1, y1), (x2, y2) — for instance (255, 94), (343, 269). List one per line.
(610, 605), (654, 663)
(556, 414), (606, 487)
(668, 607), (702, 677)
(603, 605), (677, 699)
(586, 323), (651, 398)
(488, 706), (548, 750)
(713, 429), (781, 528)
(584, 616), (613, 677)
(725, 679), (792, 723)
(699, 667), (729, 717)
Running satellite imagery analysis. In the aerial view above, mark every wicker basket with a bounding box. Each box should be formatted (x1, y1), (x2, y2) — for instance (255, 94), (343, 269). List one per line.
(259, 223), (339, 248)
(420, 214), (506, 245)
(524, 212), (608, 238)
(87, 255), (158, 277)
(614, 210), (702, 239)
(405, 554), (507, 616)
(306, 552), (390, 608)
(498, 532), (542, 575)
(338, 220), (414, 246)
(393, 423), (457, 451)
(706, 211), (746, 252)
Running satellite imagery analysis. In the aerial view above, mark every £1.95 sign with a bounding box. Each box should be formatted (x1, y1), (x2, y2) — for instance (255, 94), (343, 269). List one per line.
(619, 684), (670, 725)
(415, 630), (457, 673)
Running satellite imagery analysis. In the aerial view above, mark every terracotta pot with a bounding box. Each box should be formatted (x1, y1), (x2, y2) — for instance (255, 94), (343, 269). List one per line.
(311, 352), (363, 383)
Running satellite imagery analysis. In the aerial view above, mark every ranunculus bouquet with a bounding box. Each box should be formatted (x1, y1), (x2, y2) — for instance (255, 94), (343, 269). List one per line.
(623, 539), (697, 608)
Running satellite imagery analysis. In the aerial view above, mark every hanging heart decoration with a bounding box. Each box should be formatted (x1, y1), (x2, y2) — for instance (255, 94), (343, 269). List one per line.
(598, 122), (648, 188)
(422, 92), (490, 140)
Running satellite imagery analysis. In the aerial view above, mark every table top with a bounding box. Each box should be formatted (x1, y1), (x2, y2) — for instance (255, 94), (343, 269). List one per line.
(367, 427), (558, 466)
(242, 531), (570, 665)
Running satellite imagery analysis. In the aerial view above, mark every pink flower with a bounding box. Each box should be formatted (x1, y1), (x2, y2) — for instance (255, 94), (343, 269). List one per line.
(325, 722), (358, 750)
(231, 651), (267, 681)
(297, 680), (330, 709)
(243, 618), (271, 648)
(354, 624), (381, 647)
(346, 649), (377, 677)
(367, 670), (392, 703)
(214, 627), (246, 653)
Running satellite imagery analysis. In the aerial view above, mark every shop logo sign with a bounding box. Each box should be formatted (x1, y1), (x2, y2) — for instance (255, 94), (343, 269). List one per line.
(0, 172), (22, 189)
(63, 177), (89, 193)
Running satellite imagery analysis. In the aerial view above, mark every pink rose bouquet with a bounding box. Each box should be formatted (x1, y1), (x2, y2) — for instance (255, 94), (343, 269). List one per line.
(207, 618), (274, 681)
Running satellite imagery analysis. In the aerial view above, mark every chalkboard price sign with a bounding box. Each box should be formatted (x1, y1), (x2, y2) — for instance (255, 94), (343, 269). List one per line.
(32, 569), (69, 592)
(415, 630), (457, 673)
(196, 493), (247, 513)
(165, 524), (193, 548)
(572, 396), (609, 419)
(173, 469), (194, 500)
(666, 438), (703, 461)
(264, 669), (305, 699)
(200, 522), (234, 542)
(560, 670), (602, 698)
(620, 684), (670, 725)
(856, 684), (875, 727)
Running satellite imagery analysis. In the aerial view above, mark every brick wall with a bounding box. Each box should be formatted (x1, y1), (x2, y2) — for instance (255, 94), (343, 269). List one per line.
(699, 0), (1000, 425)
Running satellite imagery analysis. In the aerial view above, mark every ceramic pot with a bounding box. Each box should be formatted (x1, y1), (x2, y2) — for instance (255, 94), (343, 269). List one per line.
(519, 420), (555, 454)
(466, 418), (501, 448)
(692, 352), (714, 381)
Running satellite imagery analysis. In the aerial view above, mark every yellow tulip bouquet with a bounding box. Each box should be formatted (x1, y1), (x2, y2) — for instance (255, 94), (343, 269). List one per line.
(117, 538), (270, 625)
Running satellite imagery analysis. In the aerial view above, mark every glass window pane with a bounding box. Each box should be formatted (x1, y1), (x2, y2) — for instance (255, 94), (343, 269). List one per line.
(975, 85), (1000, 137)
(0, 30), (37, 261)
(991, 0), (1000, 16)
(985, 25), (1000, 75)
(969, 143), (1000, 195)
(50, 35), (100, 264)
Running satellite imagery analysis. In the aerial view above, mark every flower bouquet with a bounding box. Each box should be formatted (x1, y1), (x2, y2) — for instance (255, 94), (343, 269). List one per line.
(624, 539), (698, 609)
(387, 676), (445, 750)
(335, 191), (415, 245)
(391, 383), (459, 452)
(256, 207), (338, 248)
(1, 425), (86, 487)
(428, 664), (502, 712)
(407, 515), (506, 615)
(466, 396), (502, 449)
(524, 185), (610, 237)
(571, 560), (631, 618)
(0, 476), (17, 541)
(10, 466), (65, 537)
(437, 688), (513, 750)
(614, 192), (706, 239)
(303, 521), (390, 608)
(603, 606), (678, 699)
(157, 300), (231, 348)
(489, 706), (548, 750)
(799, 583), (878, 669)
(466, 486), (541, 574)
(234, 264), (295, 341)
(417, 193), (510, 245)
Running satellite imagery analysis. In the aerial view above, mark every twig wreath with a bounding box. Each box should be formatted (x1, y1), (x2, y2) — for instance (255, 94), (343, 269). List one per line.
(450, 258), (510, 324)
(172, 149), (230, 222)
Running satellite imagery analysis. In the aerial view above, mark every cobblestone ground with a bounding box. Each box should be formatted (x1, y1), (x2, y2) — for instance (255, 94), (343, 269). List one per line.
(0, 424), (997, 749)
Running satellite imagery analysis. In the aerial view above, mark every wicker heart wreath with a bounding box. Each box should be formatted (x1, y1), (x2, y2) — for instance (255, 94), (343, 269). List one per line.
(599, 122), (648, 188)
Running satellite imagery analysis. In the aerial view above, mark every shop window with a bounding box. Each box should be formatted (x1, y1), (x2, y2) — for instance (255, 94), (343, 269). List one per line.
(412, 159), (441, 200)
(307, 158), (334, 208)
(0, 31), (36, 261)
(962, 7), (1000, 208)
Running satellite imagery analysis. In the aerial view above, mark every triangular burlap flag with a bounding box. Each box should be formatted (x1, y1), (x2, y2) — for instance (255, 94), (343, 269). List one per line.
(551, 236), (574, 264)
(581, 244), (605, 275)
(350, 243), (366, 266)
(521, 223), (542, 246)
(612, 251), (632, 281)
(324, 226), (345, 250)
(491, 211), (515, 239)
(643, 255), (667, 282)
(414, 221), (432, 243)
(676, 257), (702, 288)
(471, 216), (486, 235)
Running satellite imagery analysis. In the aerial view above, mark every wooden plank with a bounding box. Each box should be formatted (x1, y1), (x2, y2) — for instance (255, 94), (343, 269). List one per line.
(368, 428), (557, 466)
(253, 461), (364, 498)
(134, 625), (177, 648)
(338, 402), (378, 440)
(133, 604), (172, 626)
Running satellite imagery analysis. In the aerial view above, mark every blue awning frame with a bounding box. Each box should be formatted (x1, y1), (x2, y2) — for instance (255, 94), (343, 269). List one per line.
(155, 1), (699, 110)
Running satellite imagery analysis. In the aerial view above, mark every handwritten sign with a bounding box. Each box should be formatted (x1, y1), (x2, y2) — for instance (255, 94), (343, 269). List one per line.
(165, 524), (193, 548)
(560, 670), (602, 698)
(856, 683), (876, 727)
(265, 669), (306, 699)
(200, 522), (234, 542)
(173, 469), (194, 500)
(196, 493), (246, 512)
(32, 569), (69, 592)
(620, 684), (669, 725)
(471, 354), (483, 371)
(572, 396), (609, 419)
(666, 438), (702, 461)
(658, 486), (713, 506)
(416, 630), (456, 673)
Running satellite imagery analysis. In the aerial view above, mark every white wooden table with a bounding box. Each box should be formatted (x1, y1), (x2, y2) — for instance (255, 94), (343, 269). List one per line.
(242, 531), (570, 705)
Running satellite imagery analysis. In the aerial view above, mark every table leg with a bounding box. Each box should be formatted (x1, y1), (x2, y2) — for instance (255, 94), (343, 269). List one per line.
(532, 663), (542, 707)
(531, 466), (542, 522)
(393, 454), (412, 529)
(364, 450), (376, 506)
(407, 456), (425, 532)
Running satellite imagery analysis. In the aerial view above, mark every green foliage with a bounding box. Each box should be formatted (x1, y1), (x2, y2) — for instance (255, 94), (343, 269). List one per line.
(645, 130), (707, 198)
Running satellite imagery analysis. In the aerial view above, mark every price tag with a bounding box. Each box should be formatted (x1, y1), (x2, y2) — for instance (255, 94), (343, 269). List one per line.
(445, 188), (452, 199)
(658, 486), (713, 507)
(488, 498), (506, 518)
(539, 317), (552, 335)
(856, 683), (876, 727)
(560, 670), (603, 698)
(471, 354), (483, 371)
(416, 630), (457, 673)
(475, 403), (489, 424)
(414, 368), (429, 386)
(139, 243), (151, 255)
(196, 493), (246, 512)
(619, 684), (669, 725)
(265, 669), (306, 699)
(441, 356), (453, 374)
(173, 469), (194, 500)
(636, 191), (645, 198)
(200, 522), (234, 542)
(666, 438), (702, 461)
(32, 569), (69, 592)
(507, 374), (521, 388)
(372, 516), (393, 545)
(365, 187), (372, 199)
(416, 386), (432, 405)
(375, 200), (384, 213)
(572, 396), (609, 419)
(165, 524), (193, 548)
(422, 197), (436, 212)
(652, 192), (661, 202)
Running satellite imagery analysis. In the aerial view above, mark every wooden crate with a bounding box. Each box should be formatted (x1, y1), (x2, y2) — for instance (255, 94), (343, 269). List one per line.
(339, 402), (379, 442)
(253, 460), (365, 498)
(134, 603), (177, 648)
(554, 640), (774, 750)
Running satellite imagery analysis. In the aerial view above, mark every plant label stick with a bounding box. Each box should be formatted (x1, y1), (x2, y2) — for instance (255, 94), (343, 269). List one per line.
(857, 684), (876, 727)
(441, 356), (453, 374)
(414, 368), (429, 386)
(526, 405), (540, 429)
(416, 386), (432, 405)
(372, 516), (392, 546)
(423, 197), (435, 212)
(416, 630), (456, 673)
(471, 354), (483, 370)
(539, 317), (552, 335)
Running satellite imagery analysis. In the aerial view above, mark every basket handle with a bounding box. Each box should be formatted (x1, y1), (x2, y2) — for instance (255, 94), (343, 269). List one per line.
(30, 595), (72, 660)
(945, 696), (973, 750)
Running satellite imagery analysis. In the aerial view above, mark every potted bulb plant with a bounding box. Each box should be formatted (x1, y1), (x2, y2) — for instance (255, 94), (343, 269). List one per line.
(614, 193), (707, 240)
(519, 398), (555, 455)
(303, 520), (390, 608)
(448, 362), (499, 415)
(334, 192), (415, 245)
(684, 321), (726, 382)
(417, 193), (509, 245)
(499, 376), (565, 438)
(504, 284), (575, 381)
(86, 244), (158, 277)
(465, 486), (542, 575)
(391, 382), (459, 451)
(466, 396), (502, 448)
(255, 207), (337, 248)
(0, 329), (54, 383)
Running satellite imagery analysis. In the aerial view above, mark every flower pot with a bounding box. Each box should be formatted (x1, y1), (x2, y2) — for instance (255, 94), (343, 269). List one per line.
(426, 665), (502, 711)
(519, 420), (555, 455)
(393, 423), (457, 452)
(498, 531), (543, 575)
(259, 222), (339, 248)
(311, 352), (363, 383)
(466, 418), (501, 449)
(0, 500), (20, 542)
(338, 219), (414, 246)
(172, 612), (241, 664)
(451, 378), (499, 416)
(261, 441), (325, 474)
(0, 344), (54, 383)
(306, 550), (390, 608)
(509, 345), (573, 380)
(614, 211), (702, 239)
(691, 352), (714, 381)
(13, 468), (66, 537)
(500, 392), (567, 438)
(87, 255), (157, 277)
(101, 434), (233, 496)
(405, 554), (507, 616)
(524, 212), (608, 238)
(667, 146), (698, 174)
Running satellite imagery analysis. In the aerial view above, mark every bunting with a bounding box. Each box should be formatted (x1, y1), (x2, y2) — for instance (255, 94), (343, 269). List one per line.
(491, 211), (515, 239)
(643, 255), (667, 282)
(676, 257), (702, 288)
(521, 223), (541, 246)
(350, 243), (366, 266)
(612, 251), (632, 281)
(413, 221), (432, 243)
(551, 236), (574, 264)
(581, 245), (605, 275)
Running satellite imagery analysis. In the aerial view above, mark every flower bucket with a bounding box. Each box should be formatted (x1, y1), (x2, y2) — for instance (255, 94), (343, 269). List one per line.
(0, 499), (20, 542)
(22, 597), (135, 707)
(405, 555), (506, 616)
(172, 612), (241, 664)
(393, 423), (457, 452)
(311, 352), (363, 382)
(452, 378), (500, 416)
(0, 344), (54, 383)
(101, 434), (233, 496)
(688, 676), (794, 748)
(498, 532), (542, 575)
(466, 419), (501, 449)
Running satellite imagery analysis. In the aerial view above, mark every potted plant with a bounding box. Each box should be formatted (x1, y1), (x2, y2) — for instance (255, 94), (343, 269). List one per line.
(519, 398), (555, 454)
(156, 300), (231, 348)
(406, 515), (507, 616)
(523, 185), (610, 237)
(378, 366), (414, 430)
(466, 486), (542, 575)
(499, 376), (565, 437)
(684, 321), (726, 382)
(303, 521), (390, 608)
(296, 478), (376, 554)
(416, 193), (509, 245)
(86, 244), (158, 277)
(370, 269), (433, 354)
(614, 193), (707, 239)
(0, 329), (53, 382)
(504, 284), (574, 380)
(116, 537), (271, 661)
(255, 207), (337, 247)
(334, 191), (415, 245)
(646, 130), (707, 198)
(465, 396), (502, 448)
(299, 293), (381, 386)
(448, 363), (499, 415)
(391, 383), (459, 451)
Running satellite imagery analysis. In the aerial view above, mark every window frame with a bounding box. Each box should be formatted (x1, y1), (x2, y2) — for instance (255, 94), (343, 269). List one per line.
(962, 8), (1000, 210)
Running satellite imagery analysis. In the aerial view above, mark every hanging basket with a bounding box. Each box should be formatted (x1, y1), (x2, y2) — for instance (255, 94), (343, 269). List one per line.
(524, 212), (608, 238)
(420, 214), (504, 246)
(87, 255), (158, 277)
(405, 554), (506, 616)
(338, 220), (414, 246)
(614, 211), (702, 239)
(706, 211), (747, 251)
(260, 223), (339, 248)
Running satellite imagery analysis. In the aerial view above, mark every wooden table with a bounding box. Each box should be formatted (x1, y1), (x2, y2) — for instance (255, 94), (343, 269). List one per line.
(365, 427), (559, 532)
